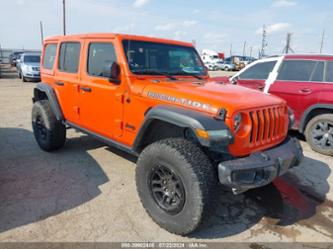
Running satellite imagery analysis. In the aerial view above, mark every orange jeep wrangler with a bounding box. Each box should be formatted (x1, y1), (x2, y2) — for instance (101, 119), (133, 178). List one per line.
(32, 33), (303, 235)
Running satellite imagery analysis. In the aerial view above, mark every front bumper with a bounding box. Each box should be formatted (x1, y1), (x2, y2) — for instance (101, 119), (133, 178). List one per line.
(23, 72), (40, 79)
(218, 137), (303, 194)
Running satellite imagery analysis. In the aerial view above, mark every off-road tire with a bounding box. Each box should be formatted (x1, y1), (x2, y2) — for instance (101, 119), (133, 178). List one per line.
(305, 114), (333, 156)
(136, 138), (217, 235)
(32, 100), (66, 151)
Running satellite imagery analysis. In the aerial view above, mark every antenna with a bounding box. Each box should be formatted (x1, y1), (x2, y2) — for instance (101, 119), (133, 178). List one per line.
(40, 21), (44, 46)
(62, 0), (66, 35)
(320, 29), (325, 54)
(260, 25), (267, 58)
(249, 46), (253, 58)
(282, 33), (294, 54)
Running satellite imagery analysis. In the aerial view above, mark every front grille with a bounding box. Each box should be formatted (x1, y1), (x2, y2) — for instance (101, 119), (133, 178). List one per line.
(32, 67), (40, 71)
(248, 106), (287, 147)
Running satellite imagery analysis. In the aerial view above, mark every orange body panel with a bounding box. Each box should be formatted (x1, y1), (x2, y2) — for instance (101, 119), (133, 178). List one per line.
(41, 33), (289, 157)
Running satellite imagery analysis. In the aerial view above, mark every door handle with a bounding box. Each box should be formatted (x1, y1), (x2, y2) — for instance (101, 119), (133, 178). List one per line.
(80, 86), (92, 92)
(299, 88), (312, 94)
(258, 86), (265, 90)
(55, 81), (64, 86)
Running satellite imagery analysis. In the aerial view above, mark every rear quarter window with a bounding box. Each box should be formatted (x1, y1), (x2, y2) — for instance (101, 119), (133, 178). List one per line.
(277, 60), (317, 81)
(43, 44), (57, 70)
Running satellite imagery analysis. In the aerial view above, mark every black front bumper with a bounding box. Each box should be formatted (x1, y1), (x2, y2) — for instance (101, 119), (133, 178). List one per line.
(218, 137), (303, 194)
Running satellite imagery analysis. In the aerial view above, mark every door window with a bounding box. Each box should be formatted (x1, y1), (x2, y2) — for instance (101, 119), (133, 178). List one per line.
(277, 60), (317, 81)
(326, 61), (333, 82)
(239, 61), (276, 80)
(43, 44), (57, 69)
(310, 61), (324, 82)
(58, 42), (81, 73)
(87, 42), (117, 78)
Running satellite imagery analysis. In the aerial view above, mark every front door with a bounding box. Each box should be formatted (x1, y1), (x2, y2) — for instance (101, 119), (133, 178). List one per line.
(236, 60), (277, 91)
(78, 40), (124, 139)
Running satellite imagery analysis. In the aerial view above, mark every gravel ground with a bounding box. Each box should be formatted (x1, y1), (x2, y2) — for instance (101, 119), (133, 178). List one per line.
(0, 65), (332, 242)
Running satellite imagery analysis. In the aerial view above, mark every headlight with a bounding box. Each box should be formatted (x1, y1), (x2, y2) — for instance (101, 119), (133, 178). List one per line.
(233, 113), (242, 132)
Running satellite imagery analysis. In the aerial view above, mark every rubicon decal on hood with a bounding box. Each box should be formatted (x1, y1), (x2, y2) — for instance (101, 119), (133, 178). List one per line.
(147, 91), (214, 112)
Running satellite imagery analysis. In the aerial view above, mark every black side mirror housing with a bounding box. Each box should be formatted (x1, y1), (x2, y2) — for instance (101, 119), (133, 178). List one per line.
(103, 61), (121, 84)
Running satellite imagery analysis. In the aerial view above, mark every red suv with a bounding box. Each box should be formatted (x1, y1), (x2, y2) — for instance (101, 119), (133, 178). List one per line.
(223, 54), (333, 156)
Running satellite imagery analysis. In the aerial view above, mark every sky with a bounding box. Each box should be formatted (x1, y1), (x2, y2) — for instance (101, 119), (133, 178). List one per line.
(0, 0), (332, 57)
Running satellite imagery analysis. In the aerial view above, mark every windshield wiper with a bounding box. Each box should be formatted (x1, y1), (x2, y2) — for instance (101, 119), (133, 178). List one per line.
(172, 71), (204, 80)
(131, 69), (178, 80)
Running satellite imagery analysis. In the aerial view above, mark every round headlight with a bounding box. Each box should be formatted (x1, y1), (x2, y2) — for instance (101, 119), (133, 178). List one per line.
(233, 113), (242, 132)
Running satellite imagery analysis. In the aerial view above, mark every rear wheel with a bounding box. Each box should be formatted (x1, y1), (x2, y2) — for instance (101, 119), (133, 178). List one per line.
(32, 100), (66, 151)
(136, 138), (217, 235)
(305, 114), (333, 156)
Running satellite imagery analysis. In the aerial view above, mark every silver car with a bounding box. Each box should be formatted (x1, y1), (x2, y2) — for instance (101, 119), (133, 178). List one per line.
(17, 53), (41, 82)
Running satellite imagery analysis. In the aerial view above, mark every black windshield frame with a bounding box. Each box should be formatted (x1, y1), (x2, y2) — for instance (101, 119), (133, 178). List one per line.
(122, 40), (207, 77)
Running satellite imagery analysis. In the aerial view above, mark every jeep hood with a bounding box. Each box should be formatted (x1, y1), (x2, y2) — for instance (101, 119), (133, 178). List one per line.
(141, 79), (285, 117)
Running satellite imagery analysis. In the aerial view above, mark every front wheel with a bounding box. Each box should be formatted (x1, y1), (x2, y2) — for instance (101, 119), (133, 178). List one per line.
(136, 138), (217, 235)
(305, 114), (333, 156)
(32, 100), (66, 151)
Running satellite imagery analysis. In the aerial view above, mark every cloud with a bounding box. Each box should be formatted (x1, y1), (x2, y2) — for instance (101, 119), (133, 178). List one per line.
(256, 23), (291, 34)
(272, 0), (298, 8)
(192, 9), (200, 14)
(182, 20), (198, 27)
(133, 0), (150, 8)
(154, 23), (174, 31)
(203, 33), (228, 44)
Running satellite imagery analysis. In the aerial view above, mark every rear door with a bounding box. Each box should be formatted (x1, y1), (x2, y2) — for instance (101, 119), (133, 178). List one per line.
(78, 39), (125, 139)
(236, 60), (277, 91)
(269, 59), (324, 128)
(53, 41), (82, 123)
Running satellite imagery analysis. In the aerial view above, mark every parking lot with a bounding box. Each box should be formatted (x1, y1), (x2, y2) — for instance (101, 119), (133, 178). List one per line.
(0, 64), (332, 242)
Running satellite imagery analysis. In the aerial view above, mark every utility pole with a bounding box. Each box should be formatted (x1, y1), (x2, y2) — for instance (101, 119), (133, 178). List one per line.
(40, 21), (44, 46)
(242, 41), (247, 57)
(282, 33), (294, 54)
(320, 29), (325, 54)
(62, 0), (66, 35)
(249, 46), (253, 58)
(230, 44), (233, 57)
(260, 25), (267, 58)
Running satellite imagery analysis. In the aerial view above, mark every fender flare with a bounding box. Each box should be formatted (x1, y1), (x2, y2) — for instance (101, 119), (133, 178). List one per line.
(33, 83), (64, 121)
(132, 105), (234, 153)
(299, 104), (333, 132)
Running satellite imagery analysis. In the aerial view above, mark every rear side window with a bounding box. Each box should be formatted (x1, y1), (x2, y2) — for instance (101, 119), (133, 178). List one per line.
(239, 61), (276, 80)
(87, 42), (117, 77)
(58, 42), (81, 73)
(326, 61), (333, 82)
(277, 60), (317, 81)
(43, 44), (57, 69)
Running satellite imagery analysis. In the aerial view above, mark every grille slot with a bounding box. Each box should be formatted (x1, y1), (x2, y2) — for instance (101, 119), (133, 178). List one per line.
(249, 106), (287, 146)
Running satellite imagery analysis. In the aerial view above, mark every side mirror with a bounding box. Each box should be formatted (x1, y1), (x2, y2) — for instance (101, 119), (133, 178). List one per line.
(103, 61), (121, 84)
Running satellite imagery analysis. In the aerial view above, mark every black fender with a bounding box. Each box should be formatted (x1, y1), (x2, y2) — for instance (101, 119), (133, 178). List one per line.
(299, 104), (333, 132)
(132, 105), (234, 153)
(33, 83), (64, 121)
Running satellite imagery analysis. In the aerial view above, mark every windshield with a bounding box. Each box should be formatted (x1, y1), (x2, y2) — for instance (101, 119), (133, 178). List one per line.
(24, 55), (40, 63)
(122, 40), (207, 76)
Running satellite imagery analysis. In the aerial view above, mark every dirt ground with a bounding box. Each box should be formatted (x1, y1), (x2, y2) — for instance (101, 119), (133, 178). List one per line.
(0, 64), (332, 242)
